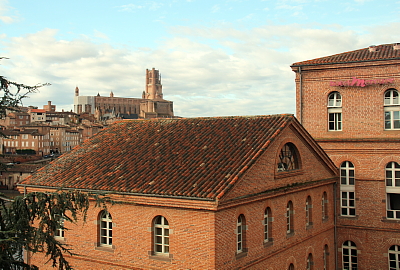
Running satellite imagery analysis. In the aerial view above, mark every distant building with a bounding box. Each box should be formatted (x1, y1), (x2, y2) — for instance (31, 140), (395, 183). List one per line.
(74, 68), (174, 120)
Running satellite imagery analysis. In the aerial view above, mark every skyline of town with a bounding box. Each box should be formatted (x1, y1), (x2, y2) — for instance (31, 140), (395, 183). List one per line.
(1, 0), (399, 118)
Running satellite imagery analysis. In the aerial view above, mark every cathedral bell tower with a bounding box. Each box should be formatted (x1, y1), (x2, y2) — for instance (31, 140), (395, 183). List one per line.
(145, 68), (163, 100)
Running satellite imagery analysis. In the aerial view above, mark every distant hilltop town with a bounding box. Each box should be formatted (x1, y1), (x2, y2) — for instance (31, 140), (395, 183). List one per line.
(0, 68), (174, 190)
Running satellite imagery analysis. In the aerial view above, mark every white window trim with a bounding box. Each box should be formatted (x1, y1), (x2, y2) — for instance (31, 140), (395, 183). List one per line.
(154, 216), (170, 255)
(100, 212), (112, 246)
(342, 241), (358, 270)
(389, 245), (400, 270)
(328, 111), (342, 131)
(341, 191), (356, 217)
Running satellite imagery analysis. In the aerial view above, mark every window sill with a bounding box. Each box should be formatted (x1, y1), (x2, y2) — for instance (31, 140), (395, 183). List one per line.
(322, 217), (329, 223)
(54, 237), (66, 243)
(339, 215), (358, 220)
(149, 254), (172, 262)
(235, 250), (248, 260)
(95, 244), (115, 252)
(306, 223), (313, 230)
(275, 169), (304, 179)
(286, 231), (295, 238)
(263, 240), (273, 248)
(382, 218), (400, 223)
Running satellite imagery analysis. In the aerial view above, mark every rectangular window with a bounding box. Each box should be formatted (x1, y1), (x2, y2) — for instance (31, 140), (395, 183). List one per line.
(329, 112), (342, 131)
(387, 193), (400, 219)
(341, 191), (356, 216)
(22, 134), (28, 139)
(385, 111), (400, 130)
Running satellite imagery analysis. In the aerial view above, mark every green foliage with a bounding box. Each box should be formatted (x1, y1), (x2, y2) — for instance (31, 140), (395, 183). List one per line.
(0, 190), (113, 270)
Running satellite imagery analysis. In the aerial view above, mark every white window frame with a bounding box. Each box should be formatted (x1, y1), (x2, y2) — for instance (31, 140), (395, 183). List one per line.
(387, 193), (400, 220)
(328, 111), (342, 131)
(328, 91), (342, 107)
(389, 245), (400, 270)
(154, 216), (169, 254)
(99, 211), (112, 246)
(264, 207), (272, 243)
(386, 162), (400, 188)
(54, 216), (65, 239)
(384, 89), (400, 130)
(340, 161), (356, 216)
(385, 89), (400, 106)
(386, 162), (400, 219)
(342, 241), (358, 270)
(341, 191), (356, 216)
(237, 215), (244, 253)
(341, 161), (355, 186)
(328, 91), (342, 131)
(385, 110), (400, 130)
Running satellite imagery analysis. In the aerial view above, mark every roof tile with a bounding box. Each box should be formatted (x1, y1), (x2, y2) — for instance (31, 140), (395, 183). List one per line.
(291, 43), (400, 66)
(21, 115), (293, 199)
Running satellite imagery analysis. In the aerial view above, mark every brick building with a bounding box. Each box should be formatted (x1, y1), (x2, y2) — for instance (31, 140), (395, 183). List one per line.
(291, 43), (400, 269)
(74, 68), (174, 120)
(20, 115), (337, 269)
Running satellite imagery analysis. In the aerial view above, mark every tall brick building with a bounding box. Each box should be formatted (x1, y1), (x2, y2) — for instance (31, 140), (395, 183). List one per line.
(20, 115), (338, 269)
(74, 68), (174, 119)
(291, 43), (400, 269)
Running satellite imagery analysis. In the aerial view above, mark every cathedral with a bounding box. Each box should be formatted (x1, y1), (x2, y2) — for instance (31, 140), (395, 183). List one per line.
(73, 68), (174, 120)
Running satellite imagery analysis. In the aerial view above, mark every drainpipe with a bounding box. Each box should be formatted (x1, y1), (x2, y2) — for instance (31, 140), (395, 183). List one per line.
(298, 66), (303, 124)
(334, 182), (338, 270)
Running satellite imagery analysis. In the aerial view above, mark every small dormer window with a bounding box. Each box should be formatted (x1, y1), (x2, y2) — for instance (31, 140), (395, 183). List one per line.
(277, 143), (299, 172)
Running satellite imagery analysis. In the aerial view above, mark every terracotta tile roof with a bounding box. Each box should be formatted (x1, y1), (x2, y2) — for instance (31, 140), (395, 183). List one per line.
(21, 115), (294, 199)
(291, 43), (400, 66)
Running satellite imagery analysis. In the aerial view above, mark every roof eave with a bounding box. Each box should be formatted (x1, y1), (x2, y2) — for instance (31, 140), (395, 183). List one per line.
(291, 57), (400, 68)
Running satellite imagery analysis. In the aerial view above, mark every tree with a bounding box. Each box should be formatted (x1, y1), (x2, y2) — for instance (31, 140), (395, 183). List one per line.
(0, 190), (112, 270)
(0, 58), (49, 120)
(0, 58), (105, 269)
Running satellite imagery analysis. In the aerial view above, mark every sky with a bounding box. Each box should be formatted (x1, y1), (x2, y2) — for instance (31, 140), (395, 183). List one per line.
(1, 0), (400, 118)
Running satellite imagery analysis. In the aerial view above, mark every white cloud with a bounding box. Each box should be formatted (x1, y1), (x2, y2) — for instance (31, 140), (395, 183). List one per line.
(0, 0), (19, 24)
(1, 22), (400, 118)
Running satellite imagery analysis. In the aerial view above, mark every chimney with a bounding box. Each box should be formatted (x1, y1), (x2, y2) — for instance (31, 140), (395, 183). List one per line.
(394, 43), (400, 50)
(368, 45), (378, 52)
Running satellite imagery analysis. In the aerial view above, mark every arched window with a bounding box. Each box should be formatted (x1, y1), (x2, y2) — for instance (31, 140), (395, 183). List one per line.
(306, 253), (314, 270)
(324, 244), (329, 270)
(99, 211), (112, 246)
(328, 91), (342, 131)
(322, 192), (328, 220)
(264, 207), (272, 243)
(288, 263), (295, 270)
(237, 214), (246, 253)
(386, 162), (400, 187)
(342, 241), (358, 270)
(328, 91), (342, 107)
(389, 245), (400, 270)
(340, 161), (356, 216)
(153, 216), (170, 254)
(385, 89), (400, 105)
(384, 89), (400, 130)
(286, 201), (294, 234)
(278, 143), (300, 172)
(386, 162), (400, 219)
(305, 196), (312, 227)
